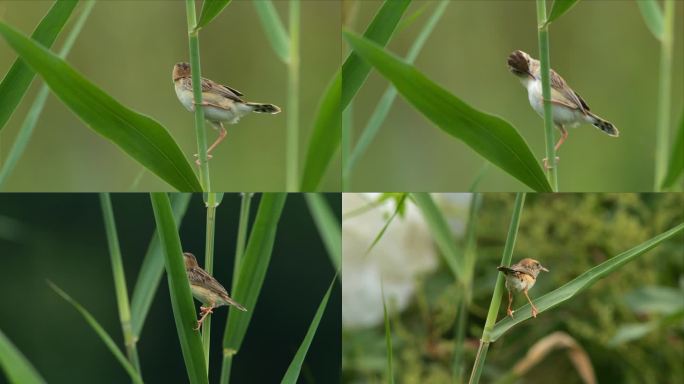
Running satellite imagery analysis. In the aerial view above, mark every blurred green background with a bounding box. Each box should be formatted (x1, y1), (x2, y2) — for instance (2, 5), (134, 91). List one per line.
(342, 193), (684, 383)
(346, 0), (684, 192)
(0, 193), (340, 383)
(0, 1), (340, 191)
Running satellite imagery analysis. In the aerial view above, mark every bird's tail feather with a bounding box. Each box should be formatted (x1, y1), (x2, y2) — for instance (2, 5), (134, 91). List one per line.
(588, 112), (619, 137)
(247, 102), (281, 114)
(223, 295), (247, 311)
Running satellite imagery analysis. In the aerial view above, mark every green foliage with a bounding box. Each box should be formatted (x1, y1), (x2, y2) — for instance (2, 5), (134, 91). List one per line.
(545, 0), (581, 26)
(344, 32), (552, 192)
(0, 0), (78, 133)
(305, 194), (342, 270)
(281, 276), (337, 383)
(252, 0), (289, 63)
(636, 0), (664, 40)
(150, 193), (208, 384)
(661, 113), (684, 190)
(0, 329), (46, 384)
(195, 0), (233, 31)
(0, 22), (202, 191)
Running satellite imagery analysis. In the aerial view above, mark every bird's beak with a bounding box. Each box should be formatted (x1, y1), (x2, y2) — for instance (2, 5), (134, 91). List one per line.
(540, 266), (549, 272)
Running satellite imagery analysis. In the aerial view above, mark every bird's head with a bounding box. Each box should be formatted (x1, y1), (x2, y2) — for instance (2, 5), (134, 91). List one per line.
(519, 258), (549, 277)
(183, 252), (199, 268)
(173, 62), (191, 81)
(507, 50), (536, 79)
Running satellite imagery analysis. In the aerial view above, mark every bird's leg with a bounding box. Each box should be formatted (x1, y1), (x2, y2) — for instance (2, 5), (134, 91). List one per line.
(194, 305), (215, 330)
(523, 289), (539, 318)
(206, 122), (228, 155)
(506, 289), (514, 318)
(542, 125), (564, 170)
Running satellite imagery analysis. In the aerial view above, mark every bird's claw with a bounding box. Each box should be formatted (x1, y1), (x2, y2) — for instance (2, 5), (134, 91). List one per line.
(531, 307), (539, 318)
(506, 308), (514, 318)
(193, 153), (213, 166)
(542, 156), (560, 170)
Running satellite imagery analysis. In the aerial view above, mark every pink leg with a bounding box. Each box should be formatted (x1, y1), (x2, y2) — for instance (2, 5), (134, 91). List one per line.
(554, 125), (568, 152)
(206, 122), (228, 155)
(194, 305), (214, 331)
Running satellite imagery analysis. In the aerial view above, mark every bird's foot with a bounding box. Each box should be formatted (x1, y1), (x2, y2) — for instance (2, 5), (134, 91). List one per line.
(193, 153), (213, 166)
(542, 156), (560, 170)
(531, 306), (539, 318)
(506, 308), (514, 318)
(194, 306), (214, 331)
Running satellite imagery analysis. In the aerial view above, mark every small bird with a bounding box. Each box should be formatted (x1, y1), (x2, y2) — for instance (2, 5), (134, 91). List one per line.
(507, 50), (618, 169)
(183, 252), (247, 330)
(172, 62), (281, 163)
(497, 258), (549, 318)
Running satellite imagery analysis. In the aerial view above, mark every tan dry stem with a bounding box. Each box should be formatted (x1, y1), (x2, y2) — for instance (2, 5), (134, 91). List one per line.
(512, 331), (596, 384)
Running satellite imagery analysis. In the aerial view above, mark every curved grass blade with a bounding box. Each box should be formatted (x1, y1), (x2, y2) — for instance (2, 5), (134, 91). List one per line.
(299, 74), (341, 191)
(661, 113), (684, 189)
(344, 32), (552, 192)
(150, 193), (208, 384)
(47, 282), (144, 384)
(131, 193), (192, 337)
(489, 222), (684, 342)
(412, 192), (465, 282)
(544, 0), (580, 27)
(305, 193), (341, 269)
(345, 0), (449, 178)
(0, 0), (78, 133)
(280, 275), (337, 384)
(220, 193), (287, 384)
(0, 22), (202, 191)
(99, 193), (141, 374)
(0, 329), (46, 384)
(342, 0), (412, 108)
(636, 0), (664, 40)
(366, 193), (407, 255)
(300, 0), (410, 191)
(195, 0), (232, 31)
(252, 0), (289, 63)
(0, 0), (95, 189)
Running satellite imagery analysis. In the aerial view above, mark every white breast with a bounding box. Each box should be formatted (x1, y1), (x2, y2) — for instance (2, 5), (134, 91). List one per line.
(524, 78), (583, 127)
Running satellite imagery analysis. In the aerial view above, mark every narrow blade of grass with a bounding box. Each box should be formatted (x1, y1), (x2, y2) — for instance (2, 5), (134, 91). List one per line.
(0, 0), (78, 132)
(232, 193), (254, 293)
(653, 0), (675, 190)
(346, 0), (449, 177)
(195, 0), (232, 31)
(341, 0), (411, 108)
(544, 0), (581, 26)
(0, 22), (202, 191)
(537, 0), (558, 191)
(0, 329), (46, 384)
(381, 282), (394, 384)
(344, 32), (552, 192)
(131, 193), (192, 337)
(300, 0), (410, 191)
(299, 73), (341, 191)
(636, 0), (664, 40)
(220, 193), (287, 384)
(252, 0), (289, 63)
(47, 282), (143, 384)
(0, 0), (95, 189)
(412, 193), (464, 282)
(99, 193), (141, 374)
(489, 222), (684, 341)
(280, 275), (337, 384)
(661, 113), (684, 189)
(366, 193), (407, 255)
(305, 194), (341, 270)
(150, 193), (208, 384)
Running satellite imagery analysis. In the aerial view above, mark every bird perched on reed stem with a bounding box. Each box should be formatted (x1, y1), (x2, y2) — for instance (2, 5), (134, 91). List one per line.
(183, 252), (246, 330)
(507, 50), (618, 170)
(497, 258), (549, 318)
(172, 62), (281, 164)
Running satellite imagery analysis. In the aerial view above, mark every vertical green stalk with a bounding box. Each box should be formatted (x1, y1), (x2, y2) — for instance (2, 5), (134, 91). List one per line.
(201, 192), (219, 372)
(232, 192), (253, 292)
(185, 0), (211, 192)
(286, 0), (300, 191)
(341, 105), (353, 190)
(468, 193), (526, 384)
(654, 0), (675, 190)
(99, 193), (142, 375)
(536, 0), (558, 191)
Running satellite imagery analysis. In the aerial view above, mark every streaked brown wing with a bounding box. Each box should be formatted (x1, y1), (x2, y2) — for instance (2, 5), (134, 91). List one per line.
(550, 69), (589, 114)
(200, 77), (244, 102)
(508, 265), (535, 278)
(188, 266), (230, 298)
